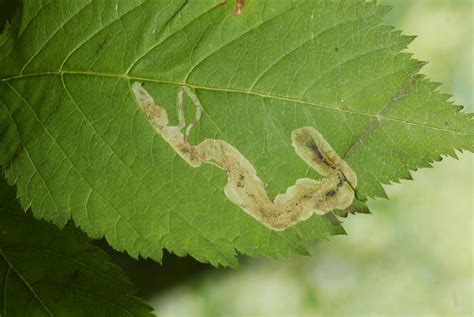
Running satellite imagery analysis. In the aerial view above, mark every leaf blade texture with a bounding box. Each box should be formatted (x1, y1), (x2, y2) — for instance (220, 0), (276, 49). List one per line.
(0, 0), (472, 266)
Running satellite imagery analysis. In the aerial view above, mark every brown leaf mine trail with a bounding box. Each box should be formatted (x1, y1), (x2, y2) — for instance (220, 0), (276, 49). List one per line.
(132, 82), (357, 230)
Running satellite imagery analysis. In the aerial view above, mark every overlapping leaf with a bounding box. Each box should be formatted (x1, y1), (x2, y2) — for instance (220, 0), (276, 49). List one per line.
(0, 0), (472, 266)
(0, 176), (154, 316)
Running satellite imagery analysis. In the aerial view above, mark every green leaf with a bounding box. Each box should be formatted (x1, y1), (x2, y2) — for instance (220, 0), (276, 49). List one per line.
(0, 176), (154, 316)
(0, 0), (472, 266)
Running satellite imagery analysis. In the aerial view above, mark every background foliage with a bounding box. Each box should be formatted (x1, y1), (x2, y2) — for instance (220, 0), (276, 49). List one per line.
(0, 176), (153, 316)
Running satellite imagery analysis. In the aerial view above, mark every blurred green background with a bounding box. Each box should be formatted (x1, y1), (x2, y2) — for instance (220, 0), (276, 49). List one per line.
(147, 1), (473, 316)
(1, 0), (472, 316)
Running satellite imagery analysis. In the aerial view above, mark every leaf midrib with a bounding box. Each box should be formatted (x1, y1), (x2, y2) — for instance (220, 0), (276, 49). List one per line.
(1, 251), (53, 316)
(2, 70), (471, 138)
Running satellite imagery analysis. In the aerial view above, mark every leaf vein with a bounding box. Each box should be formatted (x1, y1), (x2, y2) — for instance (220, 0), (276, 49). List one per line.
(1, 251), (53, 316)
(19, 1), (94, 76)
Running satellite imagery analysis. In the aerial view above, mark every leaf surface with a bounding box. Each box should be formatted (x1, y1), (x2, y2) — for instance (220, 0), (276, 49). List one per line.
(0, 176), (154, 316)
(0, 0), (472, 266)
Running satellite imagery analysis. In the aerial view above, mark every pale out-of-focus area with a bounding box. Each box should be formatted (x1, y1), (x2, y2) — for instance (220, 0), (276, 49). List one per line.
(148, 1), (473, 316)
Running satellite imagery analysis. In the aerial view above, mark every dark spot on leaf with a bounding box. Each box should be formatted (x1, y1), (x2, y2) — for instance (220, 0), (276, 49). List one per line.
(65, 270), (80, 284)
(95, 37), (109, 54)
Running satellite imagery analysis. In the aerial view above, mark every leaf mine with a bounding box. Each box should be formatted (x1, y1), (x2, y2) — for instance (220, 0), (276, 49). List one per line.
(132, 82), (357, 231)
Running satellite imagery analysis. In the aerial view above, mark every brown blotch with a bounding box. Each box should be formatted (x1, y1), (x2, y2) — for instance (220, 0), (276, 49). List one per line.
(233, 0), (244, 15)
